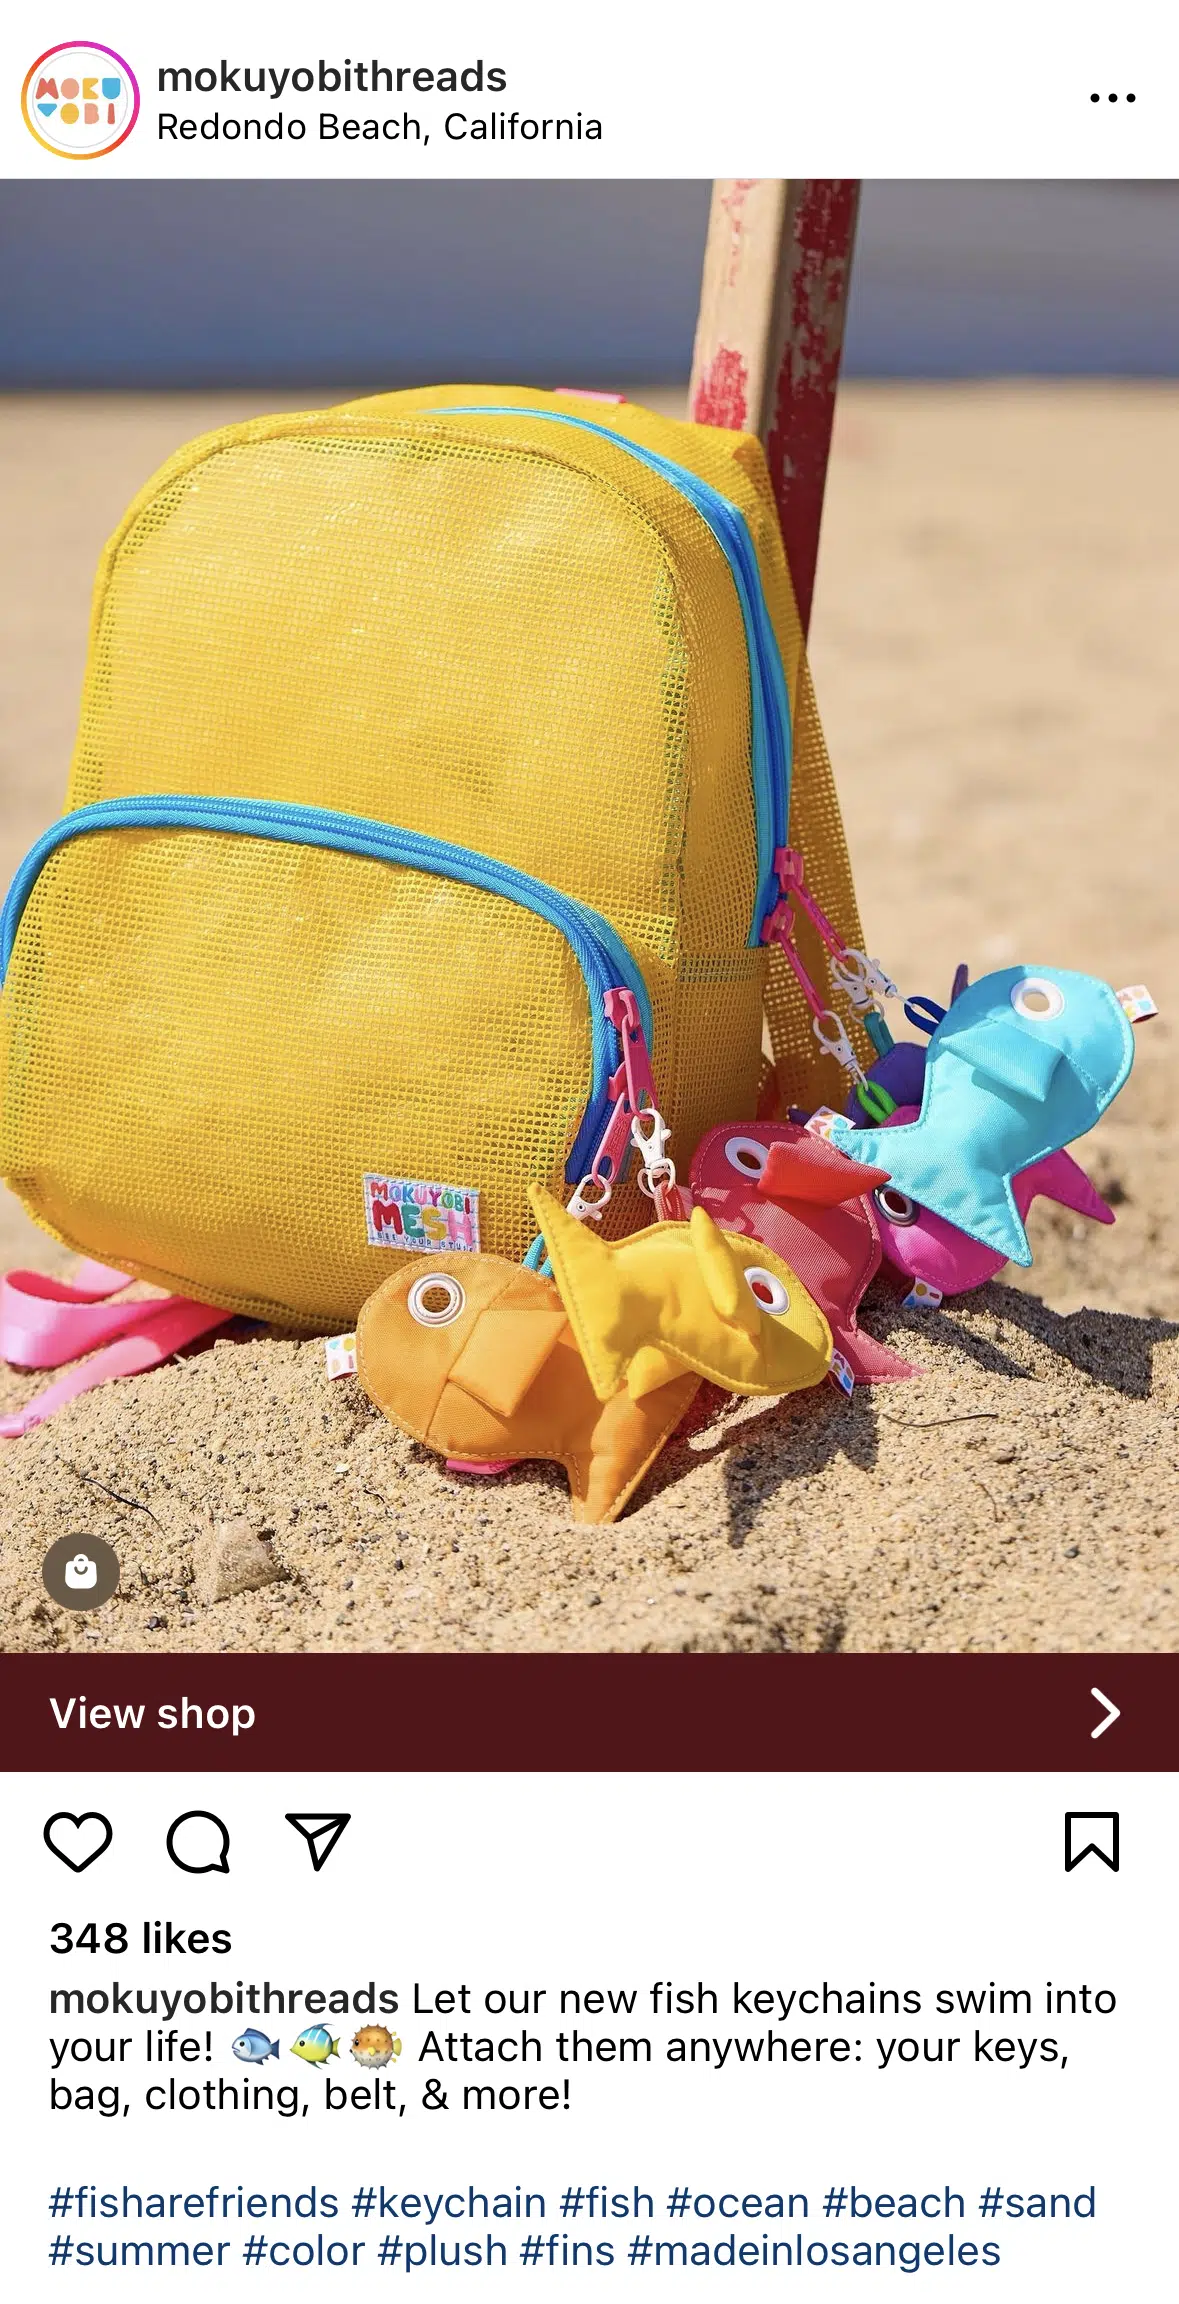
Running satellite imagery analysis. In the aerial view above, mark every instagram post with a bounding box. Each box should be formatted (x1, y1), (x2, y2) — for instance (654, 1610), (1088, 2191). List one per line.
(2, 7), (1176, 2299)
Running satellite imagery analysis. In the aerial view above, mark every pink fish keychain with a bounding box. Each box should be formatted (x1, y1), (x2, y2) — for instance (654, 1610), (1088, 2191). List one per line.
(688, 1121), (918, 1385)
(869, 1107), (1115, 1298)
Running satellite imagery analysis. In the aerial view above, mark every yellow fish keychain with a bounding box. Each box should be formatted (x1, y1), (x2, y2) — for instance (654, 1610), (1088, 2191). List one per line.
(528, 1187), (832, 1402)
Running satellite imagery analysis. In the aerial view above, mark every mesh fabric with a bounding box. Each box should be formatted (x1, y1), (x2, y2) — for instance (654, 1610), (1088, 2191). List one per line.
(1, 387), (862, 1326)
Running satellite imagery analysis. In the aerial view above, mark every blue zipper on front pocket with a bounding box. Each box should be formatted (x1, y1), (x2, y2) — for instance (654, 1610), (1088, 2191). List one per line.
(421, 403), (793, 944)
(0, 793), (653, 1180)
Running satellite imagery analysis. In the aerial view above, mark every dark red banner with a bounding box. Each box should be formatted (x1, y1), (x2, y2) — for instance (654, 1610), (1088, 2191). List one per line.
(1, 1653), (1173, 1771)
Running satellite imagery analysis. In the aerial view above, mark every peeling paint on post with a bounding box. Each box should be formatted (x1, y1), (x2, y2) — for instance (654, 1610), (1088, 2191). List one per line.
(766, 180), (860, 634)
(688, 179), (788, 436)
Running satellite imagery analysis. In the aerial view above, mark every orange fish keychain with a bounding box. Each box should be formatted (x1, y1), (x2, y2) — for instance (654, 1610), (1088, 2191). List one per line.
(356, 1255), (699, 1525)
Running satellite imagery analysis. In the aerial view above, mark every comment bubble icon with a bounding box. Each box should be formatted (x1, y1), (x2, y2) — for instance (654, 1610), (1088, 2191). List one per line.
(166, 1809), (230, 1874)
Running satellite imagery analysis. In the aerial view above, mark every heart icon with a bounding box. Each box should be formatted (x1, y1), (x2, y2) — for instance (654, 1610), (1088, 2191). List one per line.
(44, 1811), (113, 1871)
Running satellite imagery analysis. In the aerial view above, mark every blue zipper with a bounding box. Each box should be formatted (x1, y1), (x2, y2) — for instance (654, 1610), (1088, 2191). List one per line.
(421, 403), (793, 943)
(0, 794), (653, 1181)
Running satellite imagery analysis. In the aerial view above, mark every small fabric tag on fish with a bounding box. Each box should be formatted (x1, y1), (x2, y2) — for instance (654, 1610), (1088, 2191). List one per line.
(828, 1348), (855, 1395)
(324, 1333), (357, 1379)
(364, 1174), (481, 1252)
(902, 1279), (943, 1311)
(1116, 984), (1158, 1024)
(805, 1107), (842, 1143)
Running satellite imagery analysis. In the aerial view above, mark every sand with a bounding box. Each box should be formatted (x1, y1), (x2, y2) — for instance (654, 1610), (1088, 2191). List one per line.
(2, 384), (1176, 1655)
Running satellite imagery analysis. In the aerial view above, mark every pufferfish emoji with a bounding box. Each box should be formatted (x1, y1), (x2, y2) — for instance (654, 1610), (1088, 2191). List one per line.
(352, 2025), (402, 2069)
(290, 2024), (340, 2067)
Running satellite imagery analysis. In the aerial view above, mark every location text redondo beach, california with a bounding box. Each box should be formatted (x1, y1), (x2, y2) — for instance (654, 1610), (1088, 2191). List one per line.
(154, 57), (603, 143)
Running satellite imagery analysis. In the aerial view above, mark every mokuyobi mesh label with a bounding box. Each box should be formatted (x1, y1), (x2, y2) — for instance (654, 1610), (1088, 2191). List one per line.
(363, 1174), (481, 1252)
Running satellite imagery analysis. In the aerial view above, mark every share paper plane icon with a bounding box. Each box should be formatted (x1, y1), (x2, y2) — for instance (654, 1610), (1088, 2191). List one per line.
(285, 1813), (351, 1872)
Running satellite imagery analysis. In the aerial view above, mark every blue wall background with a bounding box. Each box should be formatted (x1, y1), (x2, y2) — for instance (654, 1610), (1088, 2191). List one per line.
(3, 178), (1178, 386)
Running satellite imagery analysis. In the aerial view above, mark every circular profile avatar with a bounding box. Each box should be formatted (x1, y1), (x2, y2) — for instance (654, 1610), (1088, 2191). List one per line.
(22, 43), (139, 159)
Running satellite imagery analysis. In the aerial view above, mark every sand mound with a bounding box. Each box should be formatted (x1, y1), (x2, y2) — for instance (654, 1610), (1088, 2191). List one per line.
(2, 1263), (1175, 1655)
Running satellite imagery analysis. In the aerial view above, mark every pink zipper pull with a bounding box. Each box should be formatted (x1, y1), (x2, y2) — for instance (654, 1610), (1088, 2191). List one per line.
(764, 849), (895, 1063)
(760, 877), (869, 1085)
(566, 990), (685, 1223)
(773, 846), (848, 958)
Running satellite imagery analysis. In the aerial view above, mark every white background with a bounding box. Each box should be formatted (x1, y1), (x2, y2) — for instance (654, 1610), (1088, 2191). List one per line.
(3, 1770), (1173, 2295)
(4, 3), (1176, 2293)
(2, 0), (1177, 177)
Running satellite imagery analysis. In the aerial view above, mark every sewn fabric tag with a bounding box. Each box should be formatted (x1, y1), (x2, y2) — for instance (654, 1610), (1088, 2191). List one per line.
(902, 1279), (943, 1310)
(324, 1333), (357, 1379)
(1116, 984), (1158, 1023)
(828, 1347), (855, 1395)
(805, 1107), (842, 1143)
(364, 1174), (481, 1252)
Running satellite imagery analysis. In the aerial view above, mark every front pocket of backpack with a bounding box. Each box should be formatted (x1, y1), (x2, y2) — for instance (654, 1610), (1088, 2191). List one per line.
(0, 800), (653, 1327)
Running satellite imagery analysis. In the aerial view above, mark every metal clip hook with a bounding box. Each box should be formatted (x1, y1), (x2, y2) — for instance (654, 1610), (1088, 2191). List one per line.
(631, 1106), (681, 1212)
(812, 1009), (866, 1083)
(831, 949), (900, 1015)
(566, 1174), (612, 1224)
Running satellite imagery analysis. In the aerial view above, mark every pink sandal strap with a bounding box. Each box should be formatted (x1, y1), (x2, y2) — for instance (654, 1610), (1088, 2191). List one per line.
(0, 1296), (229, 1437)
(1, 1263), (150, 1369)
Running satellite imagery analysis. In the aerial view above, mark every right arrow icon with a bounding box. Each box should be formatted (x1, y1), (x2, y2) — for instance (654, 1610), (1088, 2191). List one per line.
(1090, 1687), (1120, 1740)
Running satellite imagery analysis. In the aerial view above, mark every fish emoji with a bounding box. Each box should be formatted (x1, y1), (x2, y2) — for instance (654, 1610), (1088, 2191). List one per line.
(357, 1254), (699, 1524)
(232, 2029), (279, 2064)
(688, 1122), (917, 1384)
(866, 1104), (1115, 1295)
(352, 2025), (402, 2069)
(290, 2025), (340, 2067)
(529, 1184), (832, 1401)
(825, 967), (1134, 1265)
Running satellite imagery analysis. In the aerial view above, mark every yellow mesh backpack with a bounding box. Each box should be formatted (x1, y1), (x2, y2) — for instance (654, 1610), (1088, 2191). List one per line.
(0, 385), (863, 1331)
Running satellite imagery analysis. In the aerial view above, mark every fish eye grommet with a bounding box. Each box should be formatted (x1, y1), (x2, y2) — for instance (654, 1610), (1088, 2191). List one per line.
(1010, 976), (1066, 1021)
(743, 1266), (790, 1315)
(875, 1186), (919, 1228)
(407, 1273), (466, 1327)
(724, 1135), (770, 1178)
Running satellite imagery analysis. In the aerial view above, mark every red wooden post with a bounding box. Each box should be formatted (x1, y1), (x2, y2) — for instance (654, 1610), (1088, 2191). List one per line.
(689, 179), (861, 632)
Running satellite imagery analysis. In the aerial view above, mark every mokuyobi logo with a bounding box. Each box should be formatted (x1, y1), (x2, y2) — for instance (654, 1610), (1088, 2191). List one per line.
(22, 42), (139, 158)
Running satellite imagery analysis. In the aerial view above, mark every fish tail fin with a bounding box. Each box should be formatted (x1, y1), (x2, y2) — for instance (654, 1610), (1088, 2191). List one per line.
(1025, 1148), (1115, 1226)
(840, 1328), (920, 1384)
(529, 1185), (631, 1400)
(269, 2040), (280, 2058)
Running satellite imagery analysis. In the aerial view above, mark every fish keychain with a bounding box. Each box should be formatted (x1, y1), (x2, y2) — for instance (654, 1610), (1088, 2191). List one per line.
(867, 1110), (1116, 1295)
(528, 1185), (832, 1402)
(824, 966), (1136, 1265)
(839, 966), (1119, 1296)
(357, 1253), (699, 1525)
(687, 1121), (918, 1383)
